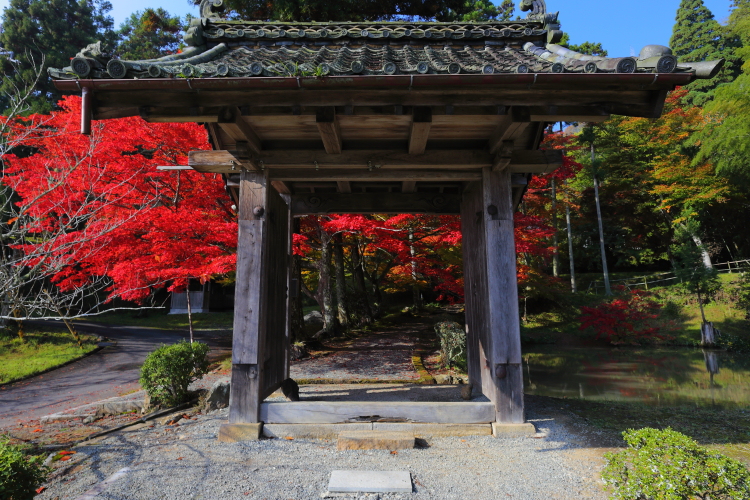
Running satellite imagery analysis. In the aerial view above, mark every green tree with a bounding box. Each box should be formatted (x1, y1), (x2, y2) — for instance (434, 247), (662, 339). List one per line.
(452, 0), (515, 22)
(116, 9), (185, 61)
(672, 222), (721, 345)
(559, 33), (608, 56)
(670, 0), (741, 106)
(0, 0), (114, 114)
(214, 0), (496, 22)
(693, 0), (750, 181)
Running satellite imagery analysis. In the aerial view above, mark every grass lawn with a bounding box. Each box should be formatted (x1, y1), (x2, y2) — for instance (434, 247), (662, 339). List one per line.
(82, 310), (234, 330)
(0, 329), (99, 385)
(559, 397), (750, 466)
(522, 273), (750, 347)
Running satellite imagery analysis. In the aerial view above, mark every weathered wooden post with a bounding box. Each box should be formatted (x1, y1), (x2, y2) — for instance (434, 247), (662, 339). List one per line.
(461, 167), (524, 424)
(221, 169), (291, 440)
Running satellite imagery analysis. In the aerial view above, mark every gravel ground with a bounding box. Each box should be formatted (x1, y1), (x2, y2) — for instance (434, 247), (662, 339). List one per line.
(35, 394), (611, 500)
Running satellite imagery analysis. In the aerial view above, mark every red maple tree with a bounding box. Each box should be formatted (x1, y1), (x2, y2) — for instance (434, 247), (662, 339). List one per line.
(3, 97), (236, 307)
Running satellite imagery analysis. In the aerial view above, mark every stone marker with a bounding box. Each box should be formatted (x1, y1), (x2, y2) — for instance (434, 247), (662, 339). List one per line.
(328, 470), (412, 493)
(218, 423), (263, 442)
(491, 422), (536, 438)
(337, 431), (415, 451)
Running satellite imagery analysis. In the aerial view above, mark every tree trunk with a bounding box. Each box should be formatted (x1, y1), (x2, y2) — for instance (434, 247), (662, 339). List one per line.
(551, 178), (560, 278)
(565, 202), (577, 293)
(318, 229), (337, 335)
(409, 229), (423, 309)
(592, 145), (612, 296)
(333, 234), (349, 330)
(350, 241), (373, 324)
(290, 254), (304, 343)
(186, 286), (194, 343)
(691, 232), (713, 269)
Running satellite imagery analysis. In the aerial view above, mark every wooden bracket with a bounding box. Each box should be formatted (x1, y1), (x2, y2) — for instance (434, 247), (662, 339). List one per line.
(488, 107), (531, 154)
(218, 107), (262, 154)
(408, 107), (432, 155)
(316, 107), (342, 154)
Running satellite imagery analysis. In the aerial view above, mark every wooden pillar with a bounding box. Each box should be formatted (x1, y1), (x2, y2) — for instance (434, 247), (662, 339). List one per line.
(461, 167), (524, 423)
(228, 169), (291, 424)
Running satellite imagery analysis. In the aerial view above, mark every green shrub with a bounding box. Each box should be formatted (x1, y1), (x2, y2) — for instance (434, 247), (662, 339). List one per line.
(139, 341), (210, 407)
(0, 439), (50, 500)
(603, 427), (750, 500)
(434, 321), (466, 371)
(737, 269), (750, 320)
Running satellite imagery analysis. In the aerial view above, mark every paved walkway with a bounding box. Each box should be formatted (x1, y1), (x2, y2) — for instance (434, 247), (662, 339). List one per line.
(0, 321), (230, 428)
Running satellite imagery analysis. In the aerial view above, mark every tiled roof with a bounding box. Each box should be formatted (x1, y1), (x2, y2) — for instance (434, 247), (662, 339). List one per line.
(48, 0), (722, 81)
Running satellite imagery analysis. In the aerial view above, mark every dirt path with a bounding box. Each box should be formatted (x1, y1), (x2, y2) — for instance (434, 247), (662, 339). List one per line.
(291, 319), (435, 382)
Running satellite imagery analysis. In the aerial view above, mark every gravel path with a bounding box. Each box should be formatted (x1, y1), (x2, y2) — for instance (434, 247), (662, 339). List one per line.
(35, 394), (610, 500)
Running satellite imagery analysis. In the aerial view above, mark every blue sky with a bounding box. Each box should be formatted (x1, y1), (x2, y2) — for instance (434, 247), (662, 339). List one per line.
(0, 0), (735, 57)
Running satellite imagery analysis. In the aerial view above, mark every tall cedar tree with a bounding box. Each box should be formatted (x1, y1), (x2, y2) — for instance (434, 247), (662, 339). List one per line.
(693, 0), (750, 182)
(0, 0), (114, 114)
(670, 0), (741, 106)
(116, 9), (185, 60)
(213, 0), (513, 22)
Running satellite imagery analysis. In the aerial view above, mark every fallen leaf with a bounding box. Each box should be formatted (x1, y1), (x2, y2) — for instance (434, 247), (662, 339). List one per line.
(35, 487), (45, 494)
(284, 436), (294, 440)
(176, 457), (183, 460)
(59, 451), (76, 455)
(390, 451), (398, 455)
(32, 429), (43, 433)
(60, 456), (71, 461)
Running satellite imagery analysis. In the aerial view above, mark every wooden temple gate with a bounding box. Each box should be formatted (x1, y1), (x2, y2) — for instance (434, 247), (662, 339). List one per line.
(51, 0), (722, 434)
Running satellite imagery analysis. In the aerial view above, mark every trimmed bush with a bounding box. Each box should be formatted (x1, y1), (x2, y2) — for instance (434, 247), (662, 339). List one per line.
(139, 341), (210, 407)
(603, 427), (750, 500)
(434, 321), (466, 371)
(0, 439), (49, 500)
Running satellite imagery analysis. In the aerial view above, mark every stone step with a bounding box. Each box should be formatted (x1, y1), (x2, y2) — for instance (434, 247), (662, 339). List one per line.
(337, 430), (415, 450)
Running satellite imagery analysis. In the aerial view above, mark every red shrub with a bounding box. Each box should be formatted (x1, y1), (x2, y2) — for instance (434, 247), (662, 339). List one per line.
(579, 290), (670, 345)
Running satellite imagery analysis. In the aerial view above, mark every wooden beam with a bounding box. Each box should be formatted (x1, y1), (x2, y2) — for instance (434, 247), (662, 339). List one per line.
(316, 107), (342, 154)
(401, 181), (417, 193)
(290, 193), (461, 214)
(189, 149), (561, 174)
(488, 107), (531, 155)
(492, 140), (515, 172)
(336, 181), (352, 193)
(511, 149), (562, 174)
(218, 107), (262, 154)
(271, 169), (481, 182)
(189, 150), (260, 172)
(408, 107), (432, 155)
(272, 181), (292, 195)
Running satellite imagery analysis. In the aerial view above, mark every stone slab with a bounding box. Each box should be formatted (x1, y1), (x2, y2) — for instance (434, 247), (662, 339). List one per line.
(260, 401), (495, 424)
(372, 422), (492, 437)
(337, 431), (415, 451)
(328, 470), (412, 493)
(491, 422), (536, 438)
(263, 423), (372, 439)
(217, 423), (263, 442)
